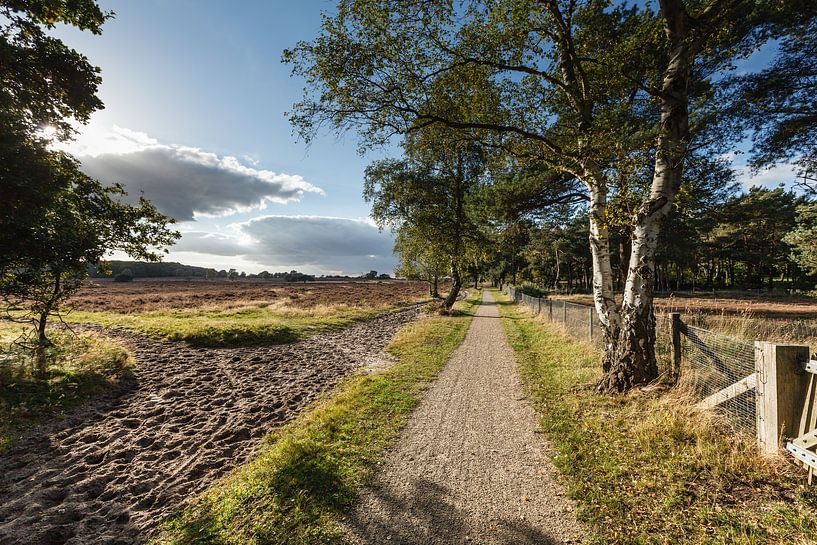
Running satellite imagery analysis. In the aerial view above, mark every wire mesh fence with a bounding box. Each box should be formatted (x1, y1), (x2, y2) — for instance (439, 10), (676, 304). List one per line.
(505, 285), (759, 437)
(680, 324), (757, 436)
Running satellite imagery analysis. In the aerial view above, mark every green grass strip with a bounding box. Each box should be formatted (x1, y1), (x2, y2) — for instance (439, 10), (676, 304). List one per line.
(155, 291), (481, 545)
(66, 304), (420, 347)
(493, 289), (817, 545)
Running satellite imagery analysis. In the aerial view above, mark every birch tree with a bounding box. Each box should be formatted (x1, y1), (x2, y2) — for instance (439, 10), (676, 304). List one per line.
(285, 0), (782, 391)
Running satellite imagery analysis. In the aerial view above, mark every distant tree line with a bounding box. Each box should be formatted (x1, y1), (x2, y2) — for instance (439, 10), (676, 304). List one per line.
(88, 261), (396, 283)
(491, 186), (816, 294)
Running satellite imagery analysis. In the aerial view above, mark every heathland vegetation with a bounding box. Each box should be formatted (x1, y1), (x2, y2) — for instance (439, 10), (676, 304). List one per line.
(2, 1), (817, 543)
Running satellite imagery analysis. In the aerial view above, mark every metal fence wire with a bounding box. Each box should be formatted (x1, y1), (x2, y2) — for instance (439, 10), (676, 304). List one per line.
(506, 285), (758, 437)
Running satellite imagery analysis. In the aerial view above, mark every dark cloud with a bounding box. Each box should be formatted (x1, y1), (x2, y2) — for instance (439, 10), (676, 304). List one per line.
(169, 216), (397, 275)
(78, 146), (322, 221)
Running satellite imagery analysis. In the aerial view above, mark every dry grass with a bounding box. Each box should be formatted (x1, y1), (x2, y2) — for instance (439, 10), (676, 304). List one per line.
(0, 321), (132, 451)
(496, 290), (817, 544)
(69, 280), (429, 314)
(61, 282), (433, 347)
(547, 291), (817, 348)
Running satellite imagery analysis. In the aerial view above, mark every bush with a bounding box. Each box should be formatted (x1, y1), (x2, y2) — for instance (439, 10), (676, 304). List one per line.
(113, 268), (134, 282)
(517, 282), (548, 298)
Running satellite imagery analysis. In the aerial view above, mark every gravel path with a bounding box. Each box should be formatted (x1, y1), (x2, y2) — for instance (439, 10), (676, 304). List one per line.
(0, 306), (420, 545)
(343, 290), (582, 545)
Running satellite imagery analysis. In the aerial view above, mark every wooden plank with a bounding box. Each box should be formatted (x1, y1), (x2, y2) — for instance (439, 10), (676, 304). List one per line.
(792, 429), (817, 450)
(755, 343), (811, 455)
(697, 373), (757, 410)
(786, 442), (817, 471)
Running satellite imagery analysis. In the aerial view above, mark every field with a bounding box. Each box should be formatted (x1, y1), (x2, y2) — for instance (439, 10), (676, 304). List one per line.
(551, 291), (817, 346)
(63, 280), (430, 346)
(0, 280), (441, 544)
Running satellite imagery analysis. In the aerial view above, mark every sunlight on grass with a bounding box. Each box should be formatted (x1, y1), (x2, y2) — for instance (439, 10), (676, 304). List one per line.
(494, 289), (817, 545)
(65, 300), (414, 347)
(0, 321), (132, 452)
(153, 291), (481, 545)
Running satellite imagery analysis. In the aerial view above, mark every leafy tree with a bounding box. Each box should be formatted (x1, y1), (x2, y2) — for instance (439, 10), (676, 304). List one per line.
(365, 139), (485, 310)
(364, 270), (378, 280)
(1, 0), (111, 273)
(393, 226), (449, 297)
(732, 8), (817, 193)
(286, 0), (785, 391)
(785, 203), (817, 276)
(227, 269), (238, 281)
(1, 161), (177, 358)
(113, 268), (134, 283)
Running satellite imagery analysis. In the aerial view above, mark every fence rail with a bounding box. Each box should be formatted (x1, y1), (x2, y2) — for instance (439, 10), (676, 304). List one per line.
(506, 285), (761, 439)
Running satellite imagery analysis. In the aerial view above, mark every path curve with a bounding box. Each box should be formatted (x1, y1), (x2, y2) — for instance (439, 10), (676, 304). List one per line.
(343, 290), (582, 545)
(0, 306), (420, 545)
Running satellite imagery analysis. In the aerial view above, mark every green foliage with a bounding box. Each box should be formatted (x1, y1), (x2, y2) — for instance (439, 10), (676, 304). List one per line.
(495, 290), (817, 544)
(154, 292), (480, 545)
(113, 268), (134, 282)
(785, 203), (817, 275)
(731, 8), (817, 191)
(0, 0), (179, 350)
(1, 162), (179, 345)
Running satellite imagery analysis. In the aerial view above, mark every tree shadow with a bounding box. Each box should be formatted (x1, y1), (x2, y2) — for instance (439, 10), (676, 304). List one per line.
(344, 477), (560, 545)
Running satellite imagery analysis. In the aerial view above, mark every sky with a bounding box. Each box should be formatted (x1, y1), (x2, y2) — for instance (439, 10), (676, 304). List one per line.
(51, 0), (797, 275)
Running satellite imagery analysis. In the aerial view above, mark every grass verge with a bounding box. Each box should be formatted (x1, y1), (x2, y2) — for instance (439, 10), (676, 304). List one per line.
(154, 290), (481, 545)
(66, 302), (421, 347)
(0, 322), (132, 452)
(494, 289), (817, 545)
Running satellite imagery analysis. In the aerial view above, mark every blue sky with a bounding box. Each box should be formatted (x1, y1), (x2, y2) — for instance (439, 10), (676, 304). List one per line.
(52, 1), (796, 275)
(55, 0), (399, 275)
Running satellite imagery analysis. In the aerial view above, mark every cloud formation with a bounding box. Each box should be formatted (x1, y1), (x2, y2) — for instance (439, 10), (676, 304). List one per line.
(170, 216), (397, 275)
(71, 126), (323, 221)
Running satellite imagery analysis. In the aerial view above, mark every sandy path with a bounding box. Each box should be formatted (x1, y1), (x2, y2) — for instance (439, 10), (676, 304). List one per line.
(343, 290), (582, 545)
(0, 306), (420, 545)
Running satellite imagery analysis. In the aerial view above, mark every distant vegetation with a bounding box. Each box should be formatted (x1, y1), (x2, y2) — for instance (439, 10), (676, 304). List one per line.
(88, 261), (392, 282)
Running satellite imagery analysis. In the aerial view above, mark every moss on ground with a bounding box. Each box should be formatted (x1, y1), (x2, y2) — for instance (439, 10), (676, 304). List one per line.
(494, 289), (817, 545)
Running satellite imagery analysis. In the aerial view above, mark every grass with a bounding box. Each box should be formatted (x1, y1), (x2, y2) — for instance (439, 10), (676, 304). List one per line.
(65, 301), (418, 347)
(153, 290), (481, 545)
(0, 321), (132, 452)
(494, 288), (817, 545)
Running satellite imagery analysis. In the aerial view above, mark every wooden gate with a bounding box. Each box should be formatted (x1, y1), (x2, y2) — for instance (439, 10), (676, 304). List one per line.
(785, 358), (817, 483)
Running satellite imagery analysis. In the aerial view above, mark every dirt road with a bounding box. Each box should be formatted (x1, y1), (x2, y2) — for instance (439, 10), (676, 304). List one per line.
(0, 306), (420, 545)
(343, 290), (582, 545)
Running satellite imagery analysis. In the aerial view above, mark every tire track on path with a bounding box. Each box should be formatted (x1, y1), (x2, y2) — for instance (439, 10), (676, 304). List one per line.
(343, 290), (583, 545)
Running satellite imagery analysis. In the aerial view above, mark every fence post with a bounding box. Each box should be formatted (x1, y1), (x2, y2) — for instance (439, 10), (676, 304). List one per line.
(754, 342), (811, 455)
(670, 313), (682, 383)
(537, 297), (542, 315)
(562, 302), (567, 323)
(548, 299), (552, 321)
(588, 307), (593, 342)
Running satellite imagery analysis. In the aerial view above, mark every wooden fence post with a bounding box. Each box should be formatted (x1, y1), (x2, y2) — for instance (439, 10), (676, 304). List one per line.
(588, 307), (594, 342)
(548, 299), (552, 321)
(562, 302), (567, 323)
(755, 342), (811, 454)
(670, 313), (682, 383)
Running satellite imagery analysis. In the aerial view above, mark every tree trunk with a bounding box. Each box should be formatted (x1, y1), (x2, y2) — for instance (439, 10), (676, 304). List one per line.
(598, 0), (691, 392)
(443, 264), (461, 309)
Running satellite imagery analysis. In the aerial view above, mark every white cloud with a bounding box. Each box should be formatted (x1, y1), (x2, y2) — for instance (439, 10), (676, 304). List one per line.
(736, 163), (798, 190)
(62, 126), (324, 221)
